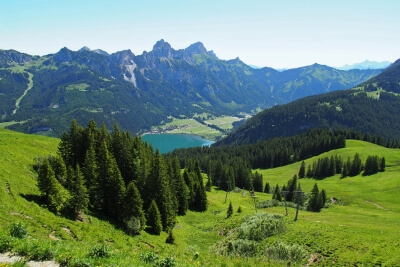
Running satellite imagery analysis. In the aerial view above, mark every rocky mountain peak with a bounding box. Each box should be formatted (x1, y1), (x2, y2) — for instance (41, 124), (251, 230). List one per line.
(152, 39), (174, 58)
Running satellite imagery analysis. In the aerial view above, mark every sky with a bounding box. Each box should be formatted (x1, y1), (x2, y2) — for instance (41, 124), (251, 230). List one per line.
(1, 0), (399, 69)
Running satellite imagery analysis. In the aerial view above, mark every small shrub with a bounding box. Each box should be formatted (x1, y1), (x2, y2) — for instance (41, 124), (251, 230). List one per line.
(125, 216), (141, 235)
(226, 239), (258, 257)
(238, 213), (285, 241)
(88, 244), (111, 258)
(140, 251), (159, 264)
(9, 223), (28, 239)
(263, 241), (308, 263)
(0, 235), (13, 252)
(157, 256), (177, 267)
(14, 239), (54, 261)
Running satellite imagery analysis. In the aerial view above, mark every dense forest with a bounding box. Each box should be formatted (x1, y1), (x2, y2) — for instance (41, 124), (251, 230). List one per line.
(172, 128), (394, 193)
(34, 120), (207, 235)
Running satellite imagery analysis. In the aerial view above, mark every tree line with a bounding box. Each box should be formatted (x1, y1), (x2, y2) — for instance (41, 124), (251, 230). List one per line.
(298, 153), (385, 179)
(35, 119), (207, 235)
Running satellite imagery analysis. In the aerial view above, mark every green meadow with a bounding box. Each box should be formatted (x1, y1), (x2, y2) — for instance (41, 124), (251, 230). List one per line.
(0, 129), (399, 266)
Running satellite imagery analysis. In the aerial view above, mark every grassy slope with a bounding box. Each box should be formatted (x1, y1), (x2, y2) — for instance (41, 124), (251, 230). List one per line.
(256, 140), (400, 266)
(1, 129), (399, 266)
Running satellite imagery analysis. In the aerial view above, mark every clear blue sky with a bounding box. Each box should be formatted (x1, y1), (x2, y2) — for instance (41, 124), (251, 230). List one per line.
(1, 0), (399, 69)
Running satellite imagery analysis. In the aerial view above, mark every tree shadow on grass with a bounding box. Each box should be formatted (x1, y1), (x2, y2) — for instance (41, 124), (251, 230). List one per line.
(19, 193), (45, 206)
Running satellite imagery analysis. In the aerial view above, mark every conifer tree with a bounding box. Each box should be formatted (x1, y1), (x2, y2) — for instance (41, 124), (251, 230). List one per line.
(146, 200), (162, 235)
(298, 161), (306, 178)
(66, 166), (89, 219)
(148, 150), (176, 231)
(349, 153), (362, 176)
(37, 158), (68, 213)
(286, 175), (297, 202)
(170, 156), (188, 215)
(122, 181), (146, 233)
(226, 201), (233, 218)
(379, 157), (386, 172)
(83, 139), (99, 206)
(252, 171), (263, 192)
(264, 182), (271, 193)
(193, 161), (207, 211)
(307, 183), (320, 212)
(306, 164), (313, 178)
(319, 189), (327, 208)
(48, 154), (67, 185)
(272, 184), (282, 201)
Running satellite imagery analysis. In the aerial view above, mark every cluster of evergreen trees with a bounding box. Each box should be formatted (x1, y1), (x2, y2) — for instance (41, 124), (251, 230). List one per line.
(35, 120), (207, 235)
(269, 175), (327, 212)
(298, 153), (385, 179)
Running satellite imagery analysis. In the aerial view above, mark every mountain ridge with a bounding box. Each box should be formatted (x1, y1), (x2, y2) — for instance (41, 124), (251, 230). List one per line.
(216, 58), (400, 146)
(0, 40), (382, 136)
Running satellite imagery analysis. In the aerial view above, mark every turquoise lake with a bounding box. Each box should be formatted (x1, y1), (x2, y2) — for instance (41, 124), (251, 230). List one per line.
(141, 133), (214, 154)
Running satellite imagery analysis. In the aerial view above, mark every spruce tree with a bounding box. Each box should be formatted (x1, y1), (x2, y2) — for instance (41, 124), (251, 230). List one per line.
(166, 230), (176, 244)
(171, 156), (189, 215)
(307, 183), (320, 212)
(379, 157), (386, 172)
(37, 158), (68, 214)
(319, 189), (327, 209)
(298, 161), (305, 178)
(83, 139), (99, 206)
(146, 200), (162, 235)
(122, 181), (146, 233)
(66, 166), (89, 219)
(148, 150), (176, 231)
(272, 184), (282, 201)
(264, 182), (271, 193)
(226, 201), (233, 218)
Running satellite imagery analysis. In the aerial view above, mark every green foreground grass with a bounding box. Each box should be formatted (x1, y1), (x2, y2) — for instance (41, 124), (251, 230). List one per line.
(1, 129), (400, 266)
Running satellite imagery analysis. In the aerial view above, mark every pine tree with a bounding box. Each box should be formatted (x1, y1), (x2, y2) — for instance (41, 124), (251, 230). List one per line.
(171, 156), (189, 215)
(306, 164), (313, 178)
(298, 161), (306, 178)
(193, 161), (208, 211)
(122, 181), (146, 234)
(379, 157), (386, 172)
(264, 182), (271, 193)
(48, 154), (67, 185)
(349, 153), (362, 176)
(148, 150), (176, 231)
(83, 139), (99, 206)
(286, 175), (297, 202)
(37, 158), (68, 214)
(226, 201), (233, 218)
(307, 183), (320, 212)
(237, 206), (242, 213)
(66, 166), (89, 219)
(272, 184), (282, 201)
(252, 171), (263, 192)
(146, 200), (162, 235)
(319, 189), (327, 209)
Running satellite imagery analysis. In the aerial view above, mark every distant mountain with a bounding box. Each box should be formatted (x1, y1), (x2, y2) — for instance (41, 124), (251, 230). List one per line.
(337, 60), (391, 70)
(0, 41), (381, 136)
(217, 58), (400, 146)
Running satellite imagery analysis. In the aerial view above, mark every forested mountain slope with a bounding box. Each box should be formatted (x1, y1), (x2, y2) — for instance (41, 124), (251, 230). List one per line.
(217, 58), (400, 146)
(0, 41), (380, 136)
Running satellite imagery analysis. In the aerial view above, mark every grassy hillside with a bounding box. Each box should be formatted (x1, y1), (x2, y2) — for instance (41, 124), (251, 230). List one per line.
(255, 140), (400, 265)
(1, 130), (399, 266)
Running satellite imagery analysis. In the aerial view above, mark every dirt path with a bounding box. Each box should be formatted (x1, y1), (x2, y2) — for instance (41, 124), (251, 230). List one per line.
(12, 71), (33, 115)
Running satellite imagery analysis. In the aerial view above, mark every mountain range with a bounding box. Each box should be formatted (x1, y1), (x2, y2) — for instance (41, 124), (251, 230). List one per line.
(337, 60), (392, 70)
(0, 40), (381, 136)
(217, 58), (400, 146)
